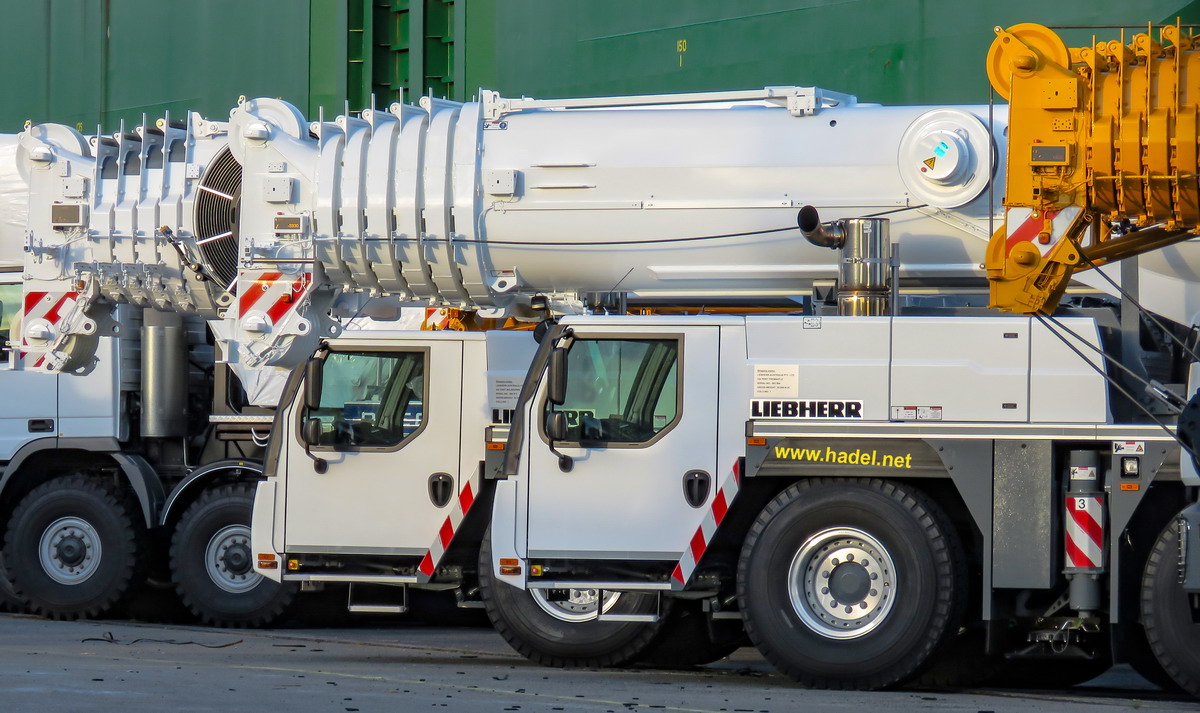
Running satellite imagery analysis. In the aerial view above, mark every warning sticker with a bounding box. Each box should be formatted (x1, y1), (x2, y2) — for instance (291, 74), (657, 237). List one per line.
(891, 406), (943, 421)
(1112, 441), (1145, 455)
(922, 157), (937, 169)
(753, 365), (800, 398)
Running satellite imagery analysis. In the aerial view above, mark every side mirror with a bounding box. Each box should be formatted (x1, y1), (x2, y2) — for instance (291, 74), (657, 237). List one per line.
(546, 411), (568, 442)
(548, 347), (568, 406)
(304, 357), (323, 408)
(302, 417), (323, 446)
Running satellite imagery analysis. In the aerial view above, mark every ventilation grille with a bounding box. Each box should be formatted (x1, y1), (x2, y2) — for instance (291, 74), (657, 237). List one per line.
(192, 146), (242, 291)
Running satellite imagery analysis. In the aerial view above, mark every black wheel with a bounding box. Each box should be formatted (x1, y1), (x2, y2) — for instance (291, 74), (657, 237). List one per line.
(479, 529), (668, 667)
(635, 599), (744, 667)
(3, 475), (146, 619)
(737, 478), (965, 690)
(170, 483), (297, 628)
(1141, 516), (1200, 697)
(0, 552), (27, 613)
(1125, 623), (1184, 692)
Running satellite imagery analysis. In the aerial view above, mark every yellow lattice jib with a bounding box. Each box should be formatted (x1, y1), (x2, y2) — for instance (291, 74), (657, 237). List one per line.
(986, 22), (1200, 315)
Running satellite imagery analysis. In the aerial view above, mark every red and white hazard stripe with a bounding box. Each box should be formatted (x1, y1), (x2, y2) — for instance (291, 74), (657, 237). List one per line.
(237, 271), (313, 323)
(22, 290), (80, 368)
(1064, 495), (1104, 569)
(671, 460), (742, 589)
(416, 471), (481, 582)
(1004, 206), (1082, 257)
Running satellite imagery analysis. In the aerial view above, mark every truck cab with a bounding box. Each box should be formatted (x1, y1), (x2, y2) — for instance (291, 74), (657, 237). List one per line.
(481, 311), (1190, 689)
(251, 328), (537, 612)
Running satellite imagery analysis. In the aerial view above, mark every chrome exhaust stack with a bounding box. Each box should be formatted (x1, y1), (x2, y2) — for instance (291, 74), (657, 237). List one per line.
(798, 205), (891, 316)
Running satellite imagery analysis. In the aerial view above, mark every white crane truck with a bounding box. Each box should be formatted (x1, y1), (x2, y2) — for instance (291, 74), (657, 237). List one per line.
(247, 22), (1200, 694)
(3, 72), (1014, 626)
(8, 18), (1200, 695)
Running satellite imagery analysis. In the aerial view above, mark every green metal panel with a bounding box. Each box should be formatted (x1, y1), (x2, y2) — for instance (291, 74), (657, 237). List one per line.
(308, 0), (465, 120)
(0, 0), (311, 133)
(480, 0), (1200, 105)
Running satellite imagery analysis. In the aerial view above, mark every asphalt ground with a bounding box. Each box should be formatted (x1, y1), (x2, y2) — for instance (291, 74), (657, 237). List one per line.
(1, 612), (1196, 713)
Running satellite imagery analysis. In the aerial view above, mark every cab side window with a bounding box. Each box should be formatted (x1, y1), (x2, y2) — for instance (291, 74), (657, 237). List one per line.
(546, 338), (679, 445)
(307, 351), (426, 450)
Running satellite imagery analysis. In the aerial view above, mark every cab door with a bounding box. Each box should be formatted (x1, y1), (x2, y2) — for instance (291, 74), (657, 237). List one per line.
(0, 277), (58, 461)
(283, 340), (462, 554)
(523, 325), (719, 560)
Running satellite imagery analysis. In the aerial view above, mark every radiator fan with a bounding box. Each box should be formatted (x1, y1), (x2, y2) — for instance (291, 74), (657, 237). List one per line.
(192, 146), (242, 292)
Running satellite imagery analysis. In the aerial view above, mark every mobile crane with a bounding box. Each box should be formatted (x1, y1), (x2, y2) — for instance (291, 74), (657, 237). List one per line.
(469, 22), (1200, 693)
(250, 20), (1200, 686)
(8, 19), (1200, 696)
(5, 72), (1009, 626)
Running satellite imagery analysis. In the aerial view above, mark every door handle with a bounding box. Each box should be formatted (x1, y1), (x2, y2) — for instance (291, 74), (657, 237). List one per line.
(27, 419), (54, 433)
(428, 472), (454, 508)
(683, 470), (711, 508)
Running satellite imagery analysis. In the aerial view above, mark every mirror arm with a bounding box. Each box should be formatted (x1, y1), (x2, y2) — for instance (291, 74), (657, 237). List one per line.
(548, 438), (573, 473)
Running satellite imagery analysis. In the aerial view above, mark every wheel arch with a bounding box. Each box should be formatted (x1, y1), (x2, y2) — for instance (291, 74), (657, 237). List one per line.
(160, 459), (264, 530)
(0, 438), (165, 529)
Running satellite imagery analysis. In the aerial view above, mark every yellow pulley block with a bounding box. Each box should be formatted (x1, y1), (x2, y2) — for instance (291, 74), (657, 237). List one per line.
(986, 23), (1070, 99)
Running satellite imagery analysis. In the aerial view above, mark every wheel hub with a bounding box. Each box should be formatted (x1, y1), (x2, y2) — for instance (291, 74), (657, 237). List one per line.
(55, 536), (86, 567)
(39, 517), (102, 585)
(788, 527), (897, 640)
(205, 525), (263, 594)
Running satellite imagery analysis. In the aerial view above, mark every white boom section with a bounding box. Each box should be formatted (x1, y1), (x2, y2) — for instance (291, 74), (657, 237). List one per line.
(15, 87), (1009, 375)
(16, 115), (232, 372)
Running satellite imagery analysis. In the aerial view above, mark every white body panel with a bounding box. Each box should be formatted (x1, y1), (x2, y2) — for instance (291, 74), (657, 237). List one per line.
(891, 318), (1031, 423)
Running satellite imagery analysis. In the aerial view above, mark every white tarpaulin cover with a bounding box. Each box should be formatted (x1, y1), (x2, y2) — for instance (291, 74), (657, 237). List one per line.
(0, 135), (28, 267)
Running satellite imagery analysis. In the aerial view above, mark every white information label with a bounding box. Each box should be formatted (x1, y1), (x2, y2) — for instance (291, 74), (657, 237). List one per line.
(891, 406), (918, 420)
(489, 375), (523, 410)
(753, 364), (800, 398)
(917, 406), (943, 421)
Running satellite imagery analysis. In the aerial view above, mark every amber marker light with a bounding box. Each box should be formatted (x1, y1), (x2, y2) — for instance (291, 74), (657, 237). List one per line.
(498, 558), (522, 575)
(486, 442), (505, 450)
(747, 437), (767, 446)
(257, 553), (278, 569)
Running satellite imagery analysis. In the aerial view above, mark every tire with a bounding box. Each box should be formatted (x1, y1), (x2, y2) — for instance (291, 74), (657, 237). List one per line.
(3, 475), (146, 619)
(1125, 623), (1184, 693)
(0, 552), (28, 613)
(635, 600), (744, 668)
(170, 483), (297, 628)
(1141, 516), (1200, 697)
(479, 529), (668, 667)
(737, 478), (965, 690)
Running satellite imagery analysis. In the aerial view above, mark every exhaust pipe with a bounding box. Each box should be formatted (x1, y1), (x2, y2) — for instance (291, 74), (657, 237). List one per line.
(797, 204), (846, 249)
(798, 206), (891, 316)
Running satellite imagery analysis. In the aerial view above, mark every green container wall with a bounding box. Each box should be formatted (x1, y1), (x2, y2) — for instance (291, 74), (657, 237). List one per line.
(472, 0), (1200, 105)
(4, 1), (1200, 133)
(0, 1), (311, 133)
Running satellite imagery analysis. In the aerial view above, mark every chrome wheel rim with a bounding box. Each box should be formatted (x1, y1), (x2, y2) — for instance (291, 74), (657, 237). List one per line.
(787, 527), (897, 639)
(530, 588), (622, 622)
